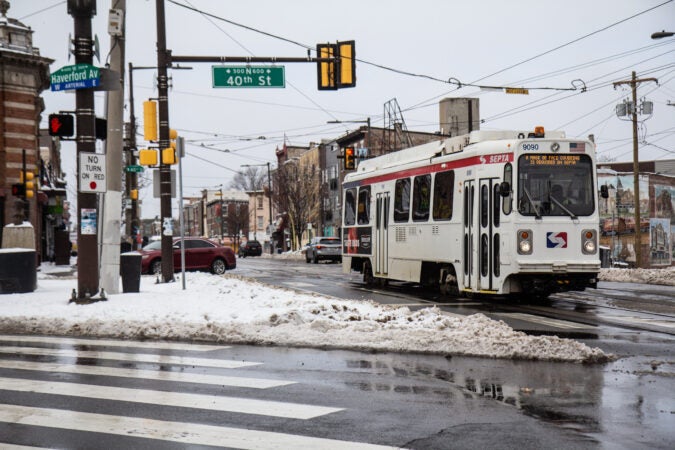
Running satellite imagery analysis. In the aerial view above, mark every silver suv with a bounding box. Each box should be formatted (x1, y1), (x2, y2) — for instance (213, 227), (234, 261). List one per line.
(305, 237), (342, 264)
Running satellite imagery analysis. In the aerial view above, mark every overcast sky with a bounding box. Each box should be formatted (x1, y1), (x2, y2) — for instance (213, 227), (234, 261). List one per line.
(9, 0), (675, 220)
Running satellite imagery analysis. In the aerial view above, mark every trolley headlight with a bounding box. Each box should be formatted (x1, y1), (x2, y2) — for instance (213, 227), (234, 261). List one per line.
(582, 229), (597, 255)
(517, 229), (533, 255)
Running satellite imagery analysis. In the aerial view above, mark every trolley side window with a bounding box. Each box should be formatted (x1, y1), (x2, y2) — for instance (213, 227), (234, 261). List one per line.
(394, 178), (411, 222)
(357, 186), (371, 224)
(433, 170), (454, 221)
(412, 175), (431, 222)
(344, 188), (357, 226)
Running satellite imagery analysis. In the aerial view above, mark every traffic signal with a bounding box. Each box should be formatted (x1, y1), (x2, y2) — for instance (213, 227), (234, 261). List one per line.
(11, 183), (25, 197)
(48, 114), (75, 137)
(344, 146), (355, 170)
(317, 40), (356, 91)
(95, 117), (107, 140)
(161, 129), (178, 165)
(138, 149), (158, 166)
(20, 171), (35, 199)
(143, 100), (158, 141)
(129, 189), (138, 200)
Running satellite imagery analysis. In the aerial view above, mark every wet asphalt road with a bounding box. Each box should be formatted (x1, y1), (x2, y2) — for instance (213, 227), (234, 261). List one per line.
(0, 257), (673, 449)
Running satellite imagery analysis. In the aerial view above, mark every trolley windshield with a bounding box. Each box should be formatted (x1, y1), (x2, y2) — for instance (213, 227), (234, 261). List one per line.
(517, 153), (594, 218)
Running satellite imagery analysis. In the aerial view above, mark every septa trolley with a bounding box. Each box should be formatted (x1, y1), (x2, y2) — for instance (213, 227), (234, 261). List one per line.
(342, 127), (606, 300)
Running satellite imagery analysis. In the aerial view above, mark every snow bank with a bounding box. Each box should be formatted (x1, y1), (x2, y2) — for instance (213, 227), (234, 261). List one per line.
(599, 266), (675, 286)
(0, 271), (609, 364)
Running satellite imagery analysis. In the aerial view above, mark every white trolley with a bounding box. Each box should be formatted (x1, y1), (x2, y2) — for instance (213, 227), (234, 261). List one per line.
(342, 127), (605, 300)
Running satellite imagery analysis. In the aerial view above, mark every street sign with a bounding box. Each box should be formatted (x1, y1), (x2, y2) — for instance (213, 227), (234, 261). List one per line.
(125, 164), (145, 173)
(50, 64), (100, 91)
(212, 66), (285, 88)
(79, 153), (107, 193)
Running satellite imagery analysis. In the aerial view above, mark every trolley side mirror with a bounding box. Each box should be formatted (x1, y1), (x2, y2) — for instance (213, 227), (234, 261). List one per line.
(499, 181), (512, 197)
(600, 185), (609, 199)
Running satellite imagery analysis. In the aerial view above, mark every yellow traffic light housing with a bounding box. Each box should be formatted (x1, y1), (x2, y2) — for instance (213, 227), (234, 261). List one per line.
(139, 149), (158, 166)
(22, 171), (35, 199)
(129, 189), (138, 200)
(317, 40), (356, 90)
(162, 148), (177, 165)
(344, 146), (355, 170)
(143, 100), (158, 141)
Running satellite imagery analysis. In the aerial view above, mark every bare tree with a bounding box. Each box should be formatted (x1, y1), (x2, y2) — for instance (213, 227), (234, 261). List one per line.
(226, 203), (249, 249)
(274, 161), (319, 250)
(229, 166), (266, 191)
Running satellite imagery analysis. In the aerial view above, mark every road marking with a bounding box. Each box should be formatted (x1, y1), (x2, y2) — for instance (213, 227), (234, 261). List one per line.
(0, 404), (394, 450)
(0, 335), (227, 352)
(0, 346), (259, 369)
(0, 377), (342, 419)
(0, 360), (294, 389)
(604, 315), (675, 329)
(283, 281), (315, 288)
(497, 313), (589, 329)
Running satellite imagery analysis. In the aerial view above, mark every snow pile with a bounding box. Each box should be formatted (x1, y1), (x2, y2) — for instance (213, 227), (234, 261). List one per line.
(599, 266), (675, 286)
(0, 271), (609, 363)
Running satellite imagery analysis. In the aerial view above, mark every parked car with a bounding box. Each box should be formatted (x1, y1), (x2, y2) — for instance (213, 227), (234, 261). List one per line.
(238, 240), (262, 257)
(305, 236), (342, 263)
(139, 237), (236, 275)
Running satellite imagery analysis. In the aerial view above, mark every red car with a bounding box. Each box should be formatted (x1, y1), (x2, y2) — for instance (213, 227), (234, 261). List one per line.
(140, 237), (236, 275)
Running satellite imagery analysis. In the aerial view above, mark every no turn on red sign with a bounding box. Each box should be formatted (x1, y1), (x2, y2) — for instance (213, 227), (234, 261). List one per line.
(79, 153), (107, 193)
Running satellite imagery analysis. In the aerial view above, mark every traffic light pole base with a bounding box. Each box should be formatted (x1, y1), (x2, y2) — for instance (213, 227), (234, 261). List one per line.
(69, 288), (108, 305)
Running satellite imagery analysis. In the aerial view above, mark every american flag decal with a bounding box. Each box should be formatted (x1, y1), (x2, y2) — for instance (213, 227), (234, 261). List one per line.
(570, 142), (586, 153)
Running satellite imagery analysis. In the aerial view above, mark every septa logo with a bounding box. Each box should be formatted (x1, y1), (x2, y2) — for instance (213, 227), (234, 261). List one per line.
(546, 232), (567, 248)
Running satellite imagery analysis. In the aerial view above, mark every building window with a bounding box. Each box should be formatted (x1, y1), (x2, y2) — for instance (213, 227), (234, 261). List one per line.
(257, 216), (264, 229)
(257, 196), (263, 209)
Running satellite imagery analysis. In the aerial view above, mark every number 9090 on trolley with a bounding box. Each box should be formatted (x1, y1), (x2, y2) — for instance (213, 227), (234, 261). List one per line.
(341, 127), (608, 301)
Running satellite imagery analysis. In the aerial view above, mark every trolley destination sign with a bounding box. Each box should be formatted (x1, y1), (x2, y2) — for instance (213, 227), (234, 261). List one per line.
(50, 64), (100, 91)
(212, 65), (285, 88)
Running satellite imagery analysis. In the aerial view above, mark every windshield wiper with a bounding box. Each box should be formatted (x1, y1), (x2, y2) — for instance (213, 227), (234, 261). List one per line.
(522, 187), (541, 219)
(549, 195), (578, 220)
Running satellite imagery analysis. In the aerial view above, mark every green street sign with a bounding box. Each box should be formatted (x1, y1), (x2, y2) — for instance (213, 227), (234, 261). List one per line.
(50, 64), (100, 91)
(212, 66), (285, 88)
(125, 165), (145, 173)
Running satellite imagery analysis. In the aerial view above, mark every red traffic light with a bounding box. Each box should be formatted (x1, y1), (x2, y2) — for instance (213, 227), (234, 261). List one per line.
(344, 146), (356, 170)
(48, 114), (75, 137)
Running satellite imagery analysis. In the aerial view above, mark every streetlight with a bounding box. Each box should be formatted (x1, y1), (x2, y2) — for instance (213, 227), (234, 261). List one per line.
(651, 30), (674, 39)
(241, 162), (273, 254)
(327, 117), (371, 149)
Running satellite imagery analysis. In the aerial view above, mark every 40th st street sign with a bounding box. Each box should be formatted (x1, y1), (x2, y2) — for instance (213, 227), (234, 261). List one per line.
(212, 66), (285, 88)
(50, 64), (100, 91)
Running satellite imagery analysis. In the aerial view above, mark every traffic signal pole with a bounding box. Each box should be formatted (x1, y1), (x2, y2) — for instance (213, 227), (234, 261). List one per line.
(69, 1), (99, 300)
(155, 0), (174, 282)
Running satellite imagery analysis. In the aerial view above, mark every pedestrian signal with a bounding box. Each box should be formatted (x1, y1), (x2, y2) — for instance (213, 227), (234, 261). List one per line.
(48, 114), (75, 137)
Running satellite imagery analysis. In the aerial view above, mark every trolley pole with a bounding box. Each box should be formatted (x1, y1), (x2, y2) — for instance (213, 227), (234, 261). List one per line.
(613, 72), (657, 268)
(155, 0), (174, 282)
(69, 0), (99, 299)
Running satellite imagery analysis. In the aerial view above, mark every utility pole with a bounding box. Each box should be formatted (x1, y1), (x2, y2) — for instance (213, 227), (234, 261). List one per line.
(100, 0), (126, 295)
(126, 62), (139, 245)
(155, 0), (174, 282)
(68, 0), (99, 300)
(613, 71), (657, 268)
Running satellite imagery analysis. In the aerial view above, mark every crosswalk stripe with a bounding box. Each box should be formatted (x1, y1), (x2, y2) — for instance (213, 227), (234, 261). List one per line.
(0, 335), (227, 352)
(0, 360), (294, 389)
(0, 377), (341, 419)
(0, 404), (394, 450)
(0, 444), (50, 450)
(0, 346), (258, 369)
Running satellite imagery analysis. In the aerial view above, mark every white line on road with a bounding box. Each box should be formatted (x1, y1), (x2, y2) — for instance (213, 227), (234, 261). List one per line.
(0, 335), (228, 352)
(0, 404), (395, 450)
(0, 405), (394, 450)
(603, 315), (675, 329)
(497, 313), (590, 329)
(0, 346), (259, 369)
(0, 360), (294, 389)
(0, 377), (341, 419)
